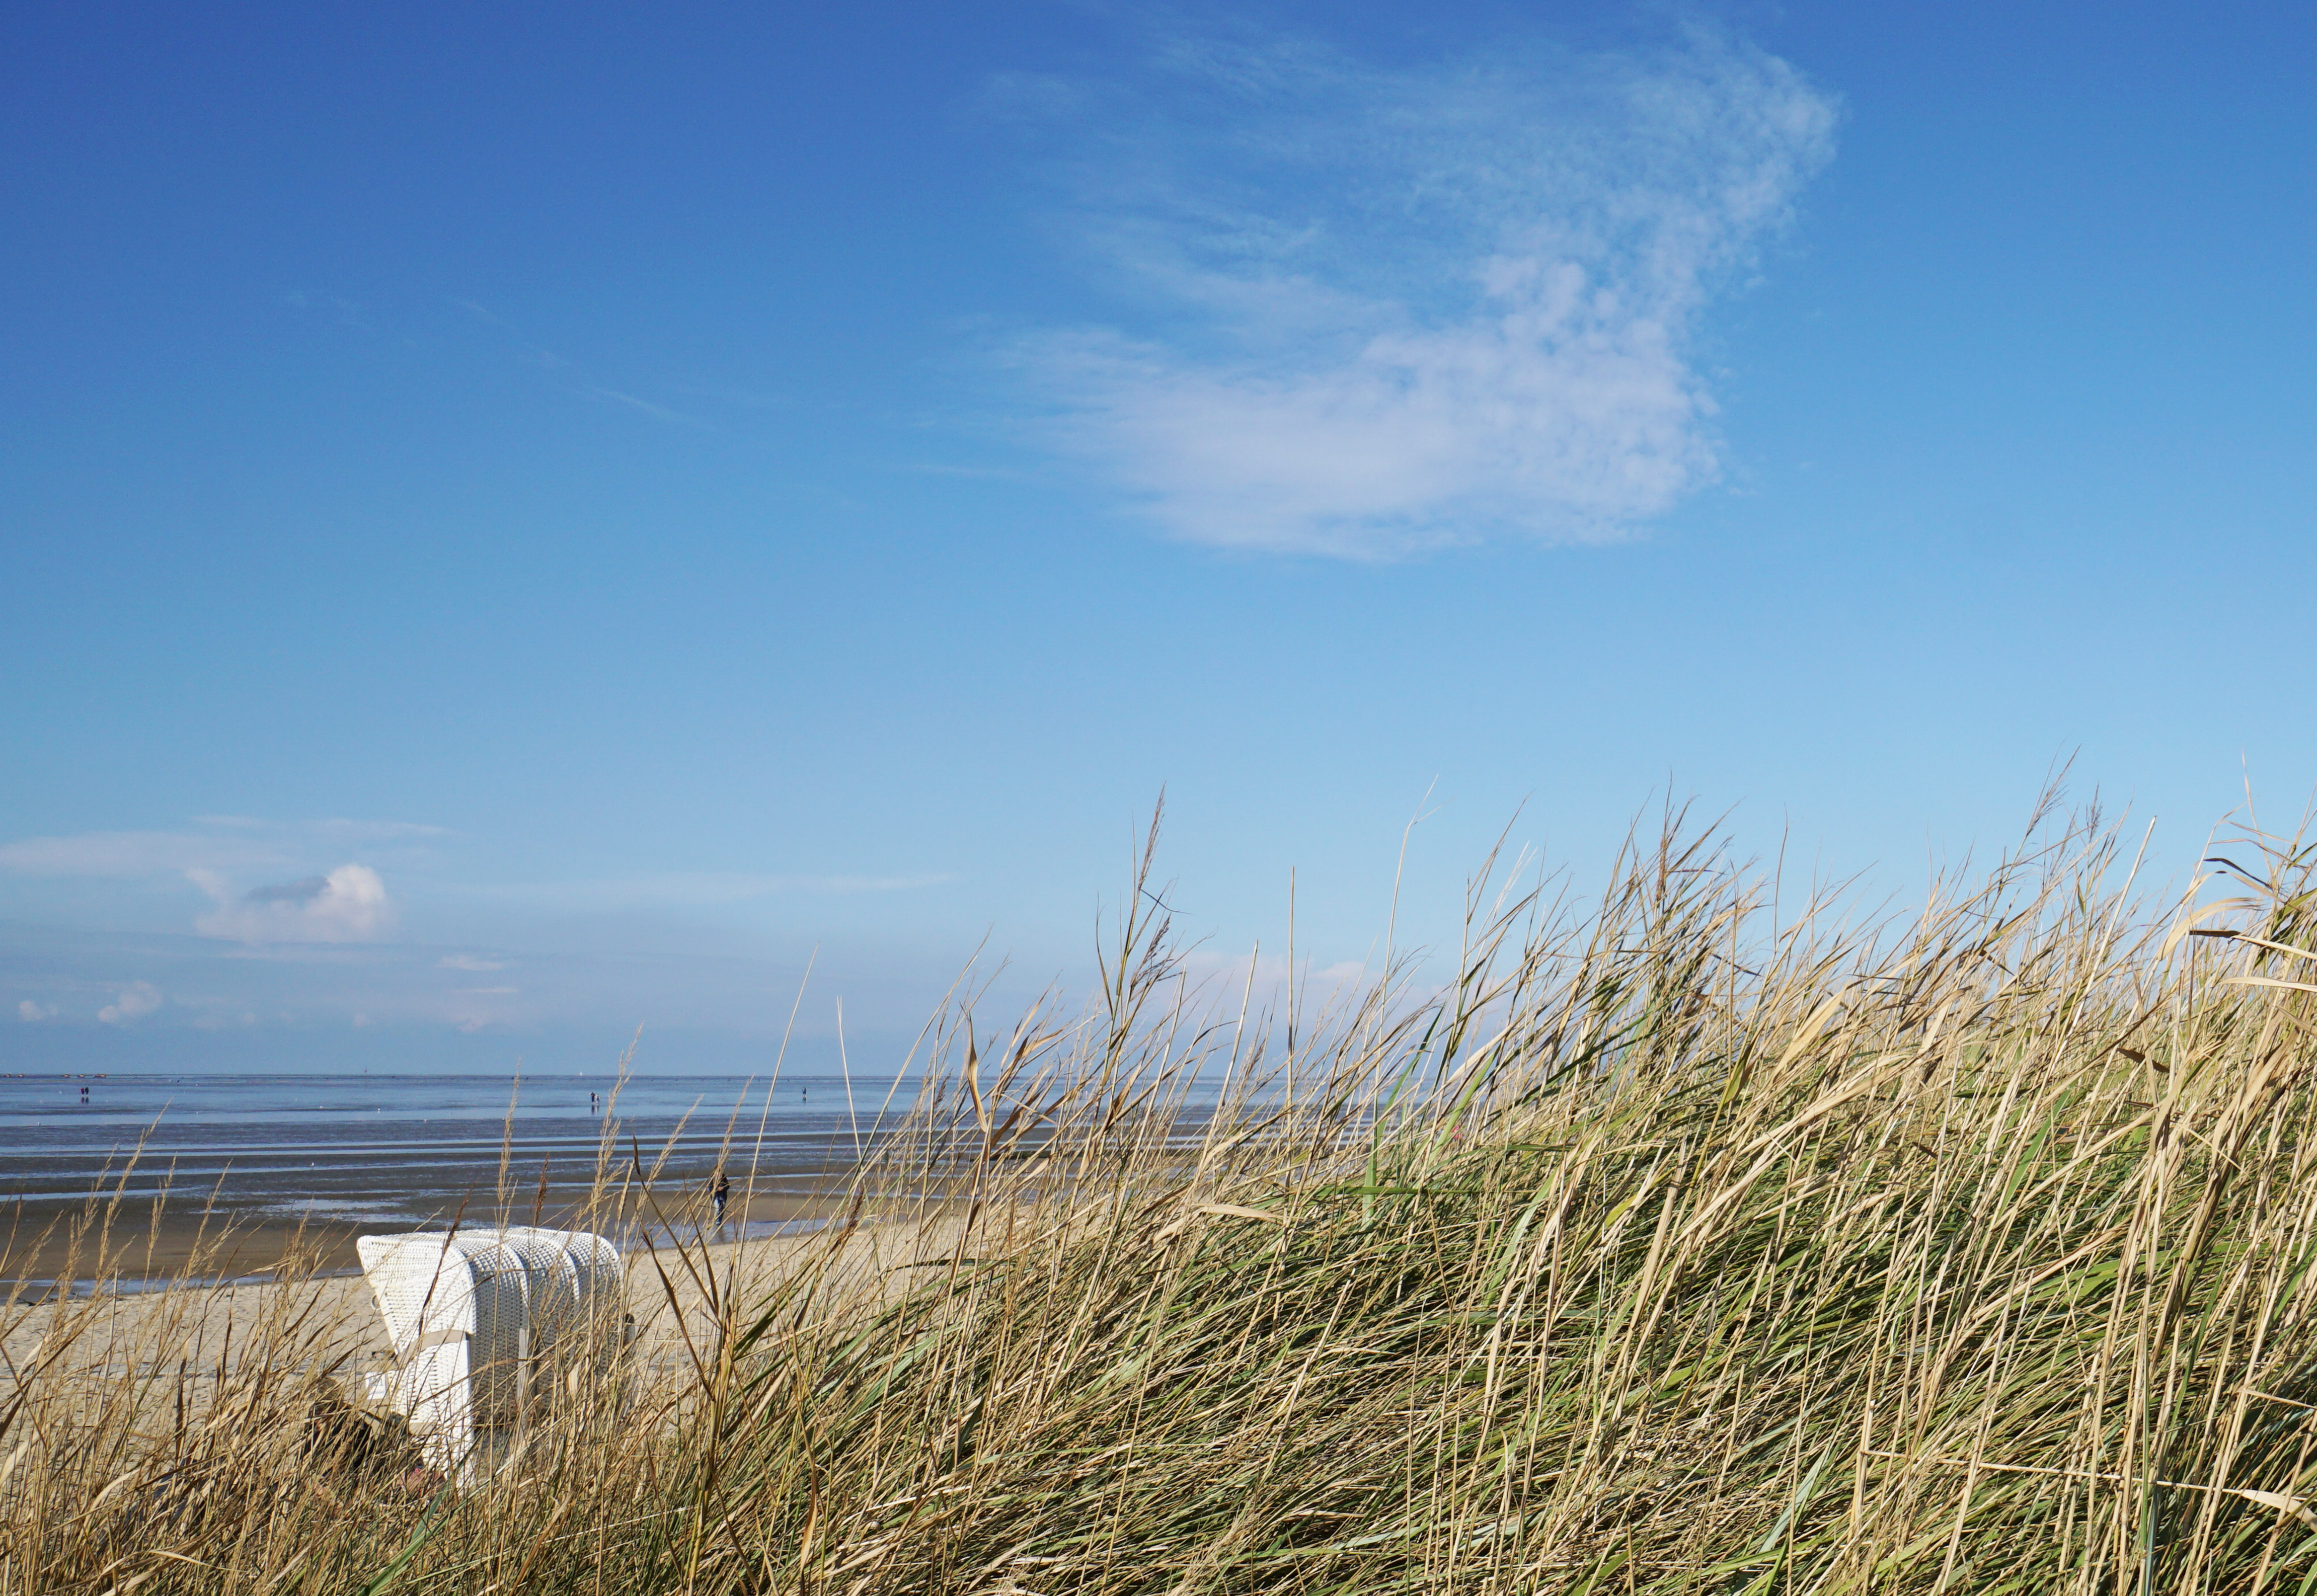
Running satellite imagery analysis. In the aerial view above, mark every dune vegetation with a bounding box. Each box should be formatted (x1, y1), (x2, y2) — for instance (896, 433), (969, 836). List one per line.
(14, 802), (2317, 1594)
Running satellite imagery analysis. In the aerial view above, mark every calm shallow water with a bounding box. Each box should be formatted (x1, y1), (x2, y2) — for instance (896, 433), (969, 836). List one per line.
(0, 1071), (907, 1229)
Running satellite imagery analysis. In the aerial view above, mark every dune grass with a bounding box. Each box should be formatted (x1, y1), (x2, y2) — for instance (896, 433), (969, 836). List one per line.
(14, 803), (2317, 1593)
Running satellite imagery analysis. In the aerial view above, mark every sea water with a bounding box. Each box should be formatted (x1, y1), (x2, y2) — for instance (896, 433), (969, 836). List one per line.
(0, 1071), (897, 1230)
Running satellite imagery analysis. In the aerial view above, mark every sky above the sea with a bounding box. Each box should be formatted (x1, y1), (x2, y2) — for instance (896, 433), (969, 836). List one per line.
(6, 2), (2315, 1072)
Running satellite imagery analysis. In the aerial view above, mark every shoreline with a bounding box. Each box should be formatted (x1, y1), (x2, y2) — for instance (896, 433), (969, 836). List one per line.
(2, 1187), (860, 1292)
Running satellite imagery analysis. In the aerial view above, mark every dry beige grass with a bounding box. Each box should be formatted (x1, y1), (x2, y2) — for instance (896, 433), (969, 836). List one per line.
(14, 803), (2317, 1593)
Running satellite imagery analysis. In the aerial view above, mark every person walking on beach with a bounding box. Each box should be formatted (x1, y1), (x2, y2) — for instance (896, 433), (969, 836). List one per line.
(713, 1172), (730, 1231)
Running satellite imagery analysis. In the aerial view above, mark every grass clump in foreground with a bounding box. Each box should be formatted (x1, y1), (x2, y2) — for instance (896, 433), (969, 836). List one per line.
(16, 805), (2317, 1592)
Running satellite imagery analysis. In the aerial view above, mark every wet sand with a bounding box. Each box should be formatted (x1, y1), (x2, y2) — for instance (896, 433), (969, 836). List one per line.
(1, 1188), (861, 1291)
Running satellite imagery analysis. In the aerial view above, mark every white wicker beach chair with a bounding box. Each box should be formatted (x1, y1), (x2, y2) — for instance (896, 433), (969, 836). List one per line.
(354, 1226), (625, 1478)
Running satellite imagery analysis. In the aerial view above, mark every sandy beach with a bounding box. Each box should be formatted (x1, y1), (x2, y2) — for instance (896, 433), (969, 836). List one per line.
(2, 1209), (954, 1417)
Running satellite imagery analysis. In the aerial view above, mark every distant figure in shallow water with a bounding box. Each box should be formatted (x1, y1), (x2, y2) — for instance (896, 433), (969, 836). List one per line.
(713, 1172), (730, 1228)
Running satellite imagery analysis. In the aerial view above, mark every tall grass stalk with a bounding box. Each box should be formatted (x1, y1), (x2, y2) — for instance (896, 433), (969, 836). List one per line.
(14, 805), (2317, 1592)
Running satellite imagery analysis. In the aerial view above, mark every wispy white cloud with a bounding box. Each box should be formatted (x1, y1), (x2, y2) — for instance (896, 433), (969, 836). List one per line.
(1002, 22), (1838, 557)
(582, 384), (696, 424)
(459, 300), (698, 424)
(1180, 947), (1369, 1001)
(648, 871), (960, 900)
(0, 828), (289, 878)
(463, 871), (959, 909)
(306, 818), (449, 841)
(438, 953), (505, 972)
(97, 981), (162, 1025)
(666, 381), (790, 410)
(18, 999), (56, 1022)
(0, 816), (442, 880)
(192, 864), (396, 944)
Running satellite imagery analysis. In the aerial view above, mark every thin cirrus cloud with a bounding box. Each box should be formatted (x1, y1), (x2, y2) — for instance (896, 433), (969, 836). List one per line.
(1178, 947), (1370, 1007)
(437, 953), (506, 972)
(1001, 23), (1839, 558)
(0, 817), (442, 879)
(459, 871), (961, 910)
(0, 828), (292, 878)
(0, 820), (949, 954)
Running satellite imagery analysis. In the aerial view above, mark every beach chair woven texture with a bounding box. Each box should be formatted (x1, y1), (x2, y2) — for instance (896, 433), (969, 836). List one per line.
(355, 1226), (623, 1475)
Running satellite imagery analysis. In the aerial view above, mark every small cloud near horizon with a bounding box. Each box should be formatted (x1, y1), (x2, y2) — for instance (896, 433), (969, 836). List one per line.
(0, 818), (439, 946)
(192, 864), (395, 943)
(97, 981), (162, 1025)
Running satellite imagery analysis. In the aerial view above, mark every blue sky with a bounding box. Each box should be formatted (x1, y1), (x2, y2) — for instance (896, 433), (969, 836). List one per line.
(5, 2), (2314, 1072)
